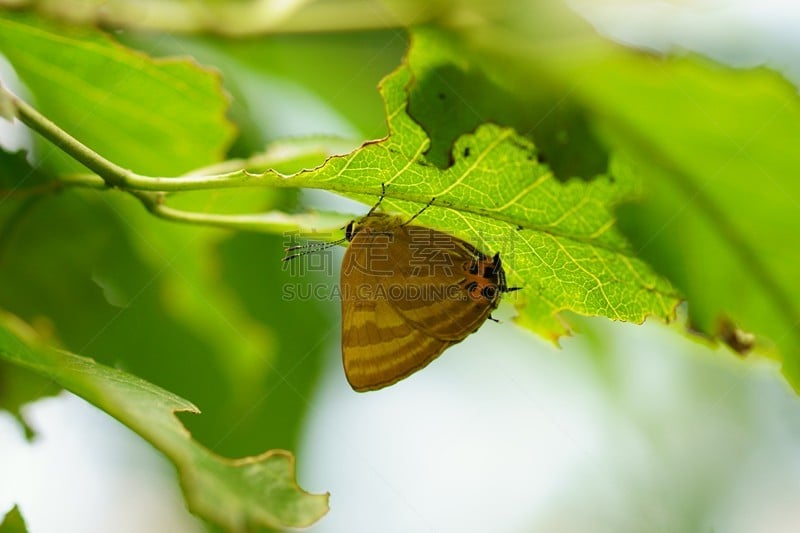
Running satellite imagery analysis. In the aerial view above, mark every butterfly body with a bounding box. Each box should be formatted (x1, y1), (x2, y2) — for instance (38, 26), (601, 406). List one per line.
(340, 214), (515, 391)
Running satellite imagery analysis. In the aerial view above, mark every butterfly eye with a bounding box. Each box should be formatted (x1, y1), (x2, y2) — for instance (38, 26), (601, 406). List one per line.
(344, 221), (356, 241)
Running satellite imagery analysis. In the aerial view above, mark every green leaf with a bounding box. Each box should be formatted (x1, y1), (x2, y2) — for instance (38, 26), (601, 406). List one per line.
(0, 11), (235, 175)
(538, 44), (800, 387)
(258, 33), (680, 338)
(0, 505), (27, 533)
(0, 312), (329, 529)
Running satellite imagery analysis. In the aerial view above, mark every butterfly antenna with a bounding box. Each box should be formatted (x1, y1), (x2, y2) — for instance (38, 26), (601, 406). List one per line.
(283, 239), (341, 252)
(282, 238), (346, 262)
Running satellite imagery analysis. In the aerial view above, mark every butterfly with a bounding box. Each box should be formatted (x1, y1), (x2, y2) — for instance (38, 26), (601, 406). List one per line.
(285, 190), (519, 391)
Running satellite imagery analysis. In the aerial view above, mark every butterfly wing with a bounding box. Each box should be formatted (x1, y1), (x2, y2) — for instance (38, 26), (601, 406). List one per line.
(339, 218), (497, 391)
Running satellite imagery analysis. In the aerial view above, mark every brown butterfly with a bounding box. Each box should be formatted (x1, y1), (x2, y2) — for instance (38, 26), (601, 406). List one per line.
(285, 190), (519, 392)
(339, 212), (518, 391)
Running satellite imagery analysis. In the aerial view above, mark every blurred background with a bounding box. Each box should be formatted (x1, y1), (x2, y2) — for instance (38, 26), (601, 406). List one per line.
(2, 1), (800, 532)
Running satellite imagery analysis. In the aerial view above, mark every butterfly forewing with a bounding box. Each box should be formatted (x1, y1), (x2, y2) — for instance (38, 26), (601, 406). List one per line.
(340, 215), (506, 391)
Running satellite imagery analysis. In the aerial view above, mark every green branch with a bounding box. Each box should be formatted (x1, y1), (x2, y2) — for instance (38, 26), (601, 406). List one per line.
(1, 85), (325, 193)
(131, 191), (349, 236)
(0, 85), (359, 234)
(7, 87), (133, 188)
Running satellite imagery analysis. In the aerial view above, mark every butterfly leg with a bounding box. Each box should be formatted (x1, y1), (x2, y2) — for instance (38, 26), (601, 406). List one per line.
(401, 196), (436, 226)
(366, 183), (388, 217)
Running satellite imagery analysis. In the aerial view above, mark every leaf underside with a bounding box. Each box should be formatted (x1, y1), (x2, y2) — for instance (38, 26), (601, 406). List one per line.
(256, 32), (681, 339)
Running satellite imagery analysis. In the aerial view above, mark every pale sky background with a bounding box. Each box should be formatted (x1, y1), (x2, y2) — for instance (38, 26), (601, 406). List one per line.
(3, 1), (800, 532)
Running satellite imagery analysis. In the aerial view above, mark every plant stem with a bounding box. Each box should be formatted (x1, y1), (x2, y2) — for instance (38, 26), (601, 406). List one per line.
(130, 190), (348, 235)
(2, 86), (310, 192)
(0, 86), (354, 235)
